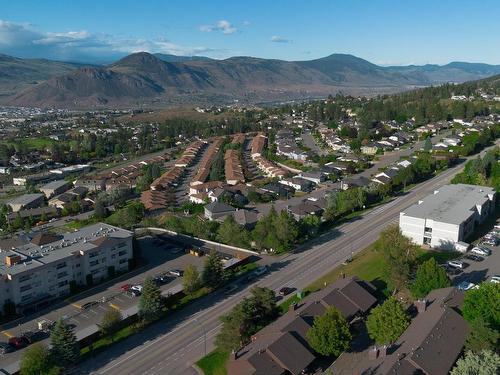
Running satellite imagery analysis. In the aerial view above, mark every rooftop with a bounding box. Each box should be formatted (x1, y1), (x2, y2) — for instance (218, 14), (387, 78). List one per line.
(0, 223), (133, 276)
(402, 184), (496, 224)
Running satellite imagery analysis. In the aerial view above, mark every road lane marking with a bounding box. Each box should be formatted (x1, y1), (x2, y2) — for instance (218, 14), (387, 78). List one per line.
(2, 331), (13, 338)
(109, 303), (121, 311)
(71, 303), (82, 309)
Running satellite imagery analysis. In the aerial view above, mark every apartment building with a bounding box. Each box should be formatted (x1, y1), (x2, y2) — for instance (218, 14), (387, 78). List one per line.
(399, 184), (496, 250)
(0, 223), (133, 312)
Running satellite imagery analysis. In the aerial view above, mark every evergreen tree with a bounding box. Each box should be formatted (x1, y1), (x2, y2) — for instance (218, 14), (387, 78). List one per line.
(465, 318), (499, 353)
(50, 319), (79, 367)
(93, 199), (107, 219)
(138, 277), (164, 322)
(202, 250), (226, 289)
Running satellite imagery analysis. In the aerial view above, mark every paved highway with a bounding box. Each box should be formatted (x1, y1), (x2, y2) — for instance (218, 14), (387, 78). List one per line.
(79, 142), (498, 375)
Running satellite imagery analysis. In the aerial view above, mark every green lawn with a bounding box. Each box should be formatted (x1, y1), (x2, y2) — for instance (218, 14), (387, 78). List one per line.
(196, 351), (229, 375)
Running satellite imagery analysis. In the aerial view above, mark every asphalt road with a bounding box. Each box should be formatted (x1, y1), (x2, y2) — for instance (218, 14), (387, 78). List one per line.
(81, 141), (499, 375)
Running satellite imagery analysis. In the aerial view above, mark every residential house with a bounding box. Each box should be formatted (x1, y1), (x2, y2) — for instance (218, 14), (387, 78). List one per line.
(204, 201), (236, 221)
(279, 177), (313, 192)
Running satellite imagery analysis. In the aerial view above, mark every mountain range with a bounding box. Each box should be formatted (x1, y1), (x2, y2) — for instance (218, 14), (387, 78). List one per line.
(2, 52), (500, 109)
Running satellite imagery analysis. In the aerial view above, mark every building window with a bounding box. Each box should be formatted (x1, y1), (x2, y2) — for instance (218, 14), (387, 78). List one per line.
(21, 294), (32, 302)
(119, 258), (128, 264)
(89, 252), (99, 258)
(19, 275), (31, 283)
(56, 262), (67, 269)
(424, 227), (432, 233)
(20, 285), (32, 292)
(57, 272), (68, 279)
(89, 260), (99, 267)
(118, 250), (127, 256)
(58, 280), (68, 287)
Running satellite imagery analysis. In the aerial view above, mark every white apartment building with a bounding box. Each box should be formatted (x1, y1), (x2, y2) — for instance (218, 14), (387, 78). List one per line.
(0, 223), (133, 312)
(399, 184), (496, 250)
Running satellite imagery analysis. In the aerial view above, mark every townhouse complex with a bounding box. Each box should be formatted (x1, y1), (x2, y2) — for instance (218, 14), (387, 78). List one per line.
(0, 223), (133, 312)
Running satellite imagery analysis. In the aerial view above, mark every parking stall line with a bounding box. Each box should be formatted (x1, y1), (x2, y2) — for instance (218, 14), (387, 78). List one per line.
(109, 303), (121, 311)
(1, 330), (13, 338)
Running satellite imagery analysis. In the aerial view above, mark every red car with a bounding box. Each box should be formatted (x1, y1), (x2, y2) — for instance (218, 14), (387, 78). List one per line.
(8, 336), (30, 349)
(120, 284), (131, 291)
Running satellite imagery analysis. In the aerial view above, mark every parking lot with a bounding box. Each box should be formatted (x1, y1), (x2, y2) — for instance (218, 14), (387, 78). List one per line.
(446, 224), (500, 289)
(0, 234), (248, 371)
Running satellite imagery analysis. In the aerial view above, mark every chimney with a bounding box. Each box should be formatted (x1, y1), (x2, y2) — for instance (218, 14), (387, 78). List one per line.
(5, 254), (22, 266)
(415, 299), (428, 314)
(379, 345), (388, 358)
(368, 347), (379, 360)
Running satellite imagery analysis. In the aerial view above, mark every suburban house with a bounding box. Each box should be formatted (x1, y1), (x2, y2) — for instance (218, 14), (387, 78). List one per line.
(298, 171), (326, 185)
(204, 201), (236, 221)
(231, 209), (259, 230)
(260, 183), (295, 198)
(399, 184), (496, 250)
(226, 277), (377, 375)
(7, 194), (45, 212)
(279, 177), (313, 192)
(140, 189), (170, 212)
(288, 200), (324, 221)
(340, 176), (372, 190)
(329, 287), (470, 375)
(361, 143), (379, 155)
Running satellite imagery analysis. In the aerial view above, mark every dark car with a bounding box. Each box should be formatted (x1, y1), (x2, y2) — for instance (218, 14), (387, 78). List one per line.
(464, 254), (484, 262)
(80, 301), (99, 310)
(279, 287), (295, 296)
(0, 343), (15, 354)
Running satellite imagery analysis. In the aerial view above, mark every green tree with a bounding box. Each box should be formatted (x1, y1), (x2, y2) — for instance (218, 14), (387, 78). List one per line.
(99, 308), (123, 341)
(462, 283), (500, 330)
(182, 264), (201, 294)
(410, 258), (451, 298)
(202, 250), (226, 289)
(307, 307), (352, 357)
(465, 318), (499, 353)
(215, 287), (277, 352)
(450, 350), (500, 375)
(50, 319), (79, 367)
(217, 215), (250, 248)
(20, 343), (58, 375)
(93, 199), (107, 219)
(138, 277), (164, 322)
(374, 224), (418, 292)
(366, 297), (410, 345)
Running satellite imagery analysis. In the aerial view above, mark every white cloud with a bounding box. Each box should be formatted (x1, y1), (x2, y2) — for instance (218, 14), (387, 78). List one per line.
(0, 19), (216, 62)
(199, 20), (237, 34)
(270, 35), (291, 43)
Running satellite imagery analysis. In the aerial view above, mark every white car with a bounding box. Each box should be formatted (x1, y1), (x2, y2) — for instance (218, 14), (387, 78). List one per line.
(457, 281), (477, 291)
(131, 285), (143, 292)
(471, 247), (491, 257)
(447, 260), (464, 269)
(490, 276), (500, 284)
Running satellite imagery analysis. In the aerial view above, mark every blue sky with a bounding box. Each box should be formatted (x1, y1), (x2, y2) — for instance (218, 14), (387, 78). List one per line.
(1, 0), (499, 65)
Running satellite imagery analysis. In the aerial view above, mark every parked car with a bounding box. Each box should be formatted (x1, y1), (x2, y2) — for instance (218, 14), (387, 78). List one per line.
(0, 343), (15, 354)
(470, 247), (491, 257)
(457, 281), (477, 291)
(80, 301), (99, 310)
(464, 254), (484, 262)
(120, 284), (131, 292)
(490, 275), (500, 284)
(131, 285), (143, 293)
(279, 287), (295, 296)
(168, 269), (183, 277)
(481, 238), (498, 246)
(8, 337), (29, 349)
(447, 260), (465, 269)
(253, 266), (268, 276)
